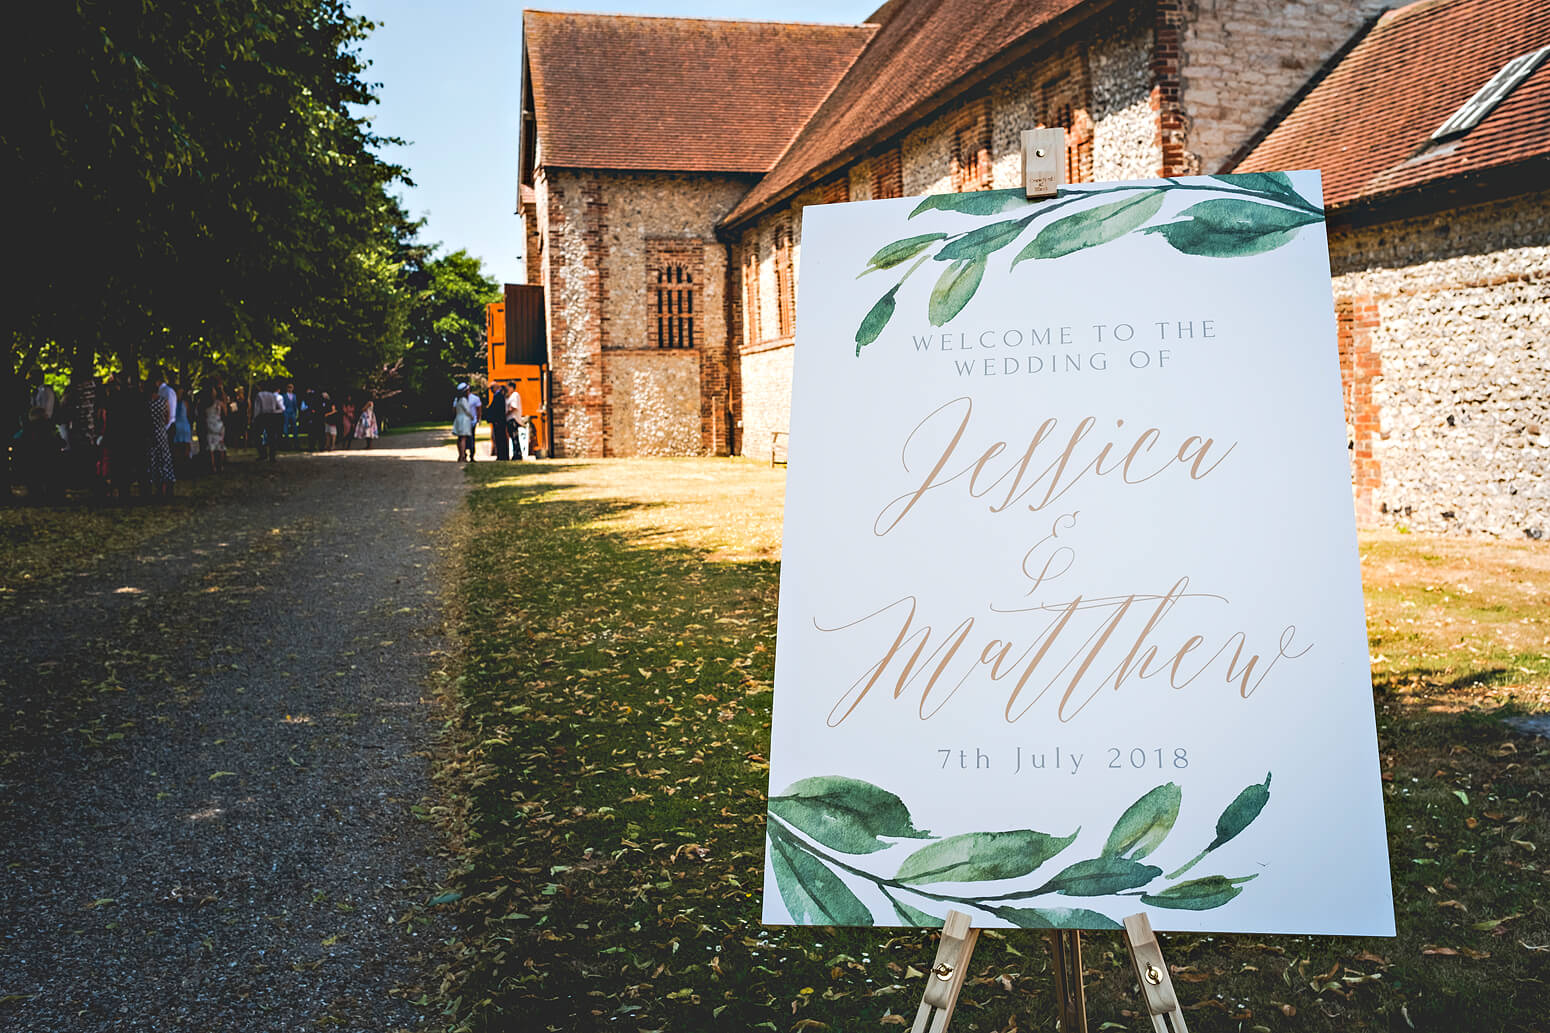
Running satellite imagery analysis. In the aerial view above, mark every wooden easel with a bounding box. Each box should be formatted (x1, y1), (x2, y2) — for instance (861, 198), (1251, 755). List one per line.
(911, 910), (1189, 1032)
(913, 133), (1194, 1033)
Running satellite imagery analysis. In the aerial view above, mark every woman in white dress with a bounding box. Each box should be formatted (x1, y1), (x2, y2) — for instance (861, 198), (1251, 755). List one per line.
(452, 383), (476, 462)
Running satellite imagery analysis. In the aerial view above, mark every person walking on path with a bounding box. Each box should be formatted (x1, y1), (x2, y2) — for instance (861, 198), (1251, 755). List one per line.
(504, 385), (528, 461)
(203, 385), (227, 473)
(488, 383), (509, 461)
(146, 382), (176, 497)
(452, 383), (476, 462)
(252, 382), (285, 462)
(282, 382), (299, 450)
(321, 393), (340, 451)
(354, 400), (379, 449)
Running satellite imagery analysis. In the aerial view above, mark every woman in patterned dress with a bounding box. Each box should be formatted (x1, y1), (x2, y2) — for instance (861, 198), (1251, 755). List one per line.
(353, 399), (379, 449)
(147, 384), (176, 497)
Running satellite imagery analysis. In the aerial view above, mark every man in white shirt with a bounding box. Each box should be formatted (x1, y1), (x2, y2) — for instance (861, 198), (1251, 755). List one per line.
(252, 382), (285, 462)
(154, 370), (176, 433)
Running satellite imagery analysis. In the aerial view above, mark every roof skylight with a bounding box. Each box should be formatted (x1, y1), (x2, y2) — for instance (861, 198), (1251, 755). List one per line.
(1431, 44), (1550, 141)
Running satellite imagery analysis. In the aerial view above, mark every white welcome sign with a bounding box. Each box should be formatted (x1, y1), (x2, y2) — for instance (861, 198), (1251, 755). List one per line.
(764, 171), (1395, 935)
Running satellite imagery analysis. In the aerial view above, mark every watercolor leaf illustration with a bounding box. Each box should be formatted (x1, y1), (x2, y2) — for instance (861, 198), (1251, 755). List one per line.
(767, 775), (1273, 928)
(853, 176), (1321, 348)
(1141, 874), (1258, 911)
(767, 774), (931, 855)
(928, 258), (988, 325)
(1000, 906), (1123, 931)
(768, 821), (873, 924)
(894, 829), (1079, 885)
(1012, 189), (1166, 265)
(909, 188), (1031, 218)
(1100, 781), (1181, 860)
(1168, 772), (1272, 878)
(1141, 199), (1322, 258)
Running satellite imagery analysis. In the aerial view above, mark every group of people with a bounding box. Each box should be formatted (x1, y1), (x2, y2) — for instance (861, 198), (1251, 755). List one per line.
(452, 380), (532, 463)
(7, 369), (382, 502)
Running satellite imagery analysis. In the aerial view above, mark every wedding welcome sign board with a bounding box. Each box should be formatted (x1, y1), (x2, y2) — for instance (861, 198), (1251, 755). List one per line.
(764, 171), (1395, 936)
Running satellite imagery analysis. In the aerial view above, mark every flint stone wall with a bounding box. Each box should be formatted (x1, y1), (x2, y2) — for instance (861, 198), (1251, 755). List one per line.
(1330, 189), (1550, 537)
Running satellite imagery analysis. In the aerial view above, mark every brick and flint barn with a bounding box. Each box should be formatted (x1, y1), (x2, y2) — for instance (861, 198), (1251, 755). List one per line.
(1233, 0), (1549, 537)
(517, 0), (1547, 535)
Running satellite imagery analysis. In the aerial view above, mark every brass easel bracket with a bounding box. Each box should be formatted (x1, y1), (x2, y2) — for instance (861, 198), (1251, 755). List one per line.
(1122, 913), (1190, 1033)
(911, 910), (981, 1033)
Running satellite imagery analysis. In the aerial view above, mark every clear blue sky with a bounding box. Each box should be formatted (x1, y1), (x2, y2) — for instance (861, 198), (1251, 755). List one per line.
(349, 1), (882, 286)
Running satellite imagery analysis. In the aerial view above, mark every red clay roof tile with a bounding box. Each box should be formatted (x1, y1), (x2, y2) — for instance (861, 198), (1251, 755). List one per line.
(1235, 0), (1550, 208)
(523, 10), (873, 173)
(723, 0), (1090, 227)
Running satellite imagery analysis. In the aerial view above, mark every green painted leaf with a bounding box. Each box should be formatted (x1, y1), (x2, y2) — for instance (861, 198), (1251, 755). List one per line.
(1102, 782), (1181, 861)
(1140, 874), (1257, 911)
(928, 258), (986, 326)
(910, 188), (1030, 219)
(934, 214), (1035, 262)
(863, 233), (948, 272)
(1038, 856), (1161, 897)
(1211, 171), (1313, 208)
(855, 285), (898, 355)
(895, 828), (1078, 885)
(1208, 773), (1271, 851)
(1143, 199), (1321, 258)
(1000, 906), (1123, 930)
(889, 897), (945, 928)
(769, 775), (930, 855)
(1011, 190), (1165, 265)
(768, 824), (874, 925)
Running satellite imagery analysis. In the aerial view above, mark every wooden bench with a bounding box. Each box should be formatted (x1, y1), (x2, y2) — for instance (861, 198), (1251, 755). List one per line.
(771, 431), (788, 467)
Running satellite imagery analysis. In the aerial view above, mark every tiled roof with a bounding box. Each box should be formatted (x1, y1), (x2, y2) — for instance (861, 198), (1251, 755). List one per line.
(522, 11), (873, 173)
(723, 0), (1090, 227)
(1234, 0), (1550, 208)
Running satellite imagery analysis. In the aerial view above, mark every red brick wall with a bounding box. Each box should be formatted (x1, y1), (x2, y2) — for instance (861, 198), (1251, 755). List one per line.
(1335, 294), (1382, 524)
(1152, 0), (1192, 177)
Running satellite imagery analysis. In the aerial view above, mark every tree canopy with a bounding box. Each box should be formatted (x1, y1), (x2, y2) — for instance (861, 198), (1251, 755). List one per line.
(7, 0), (435, 391)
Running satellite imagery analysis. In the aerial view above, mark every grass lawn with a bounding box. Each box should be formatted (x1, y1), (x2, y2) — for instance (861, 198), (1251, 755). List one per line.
(439, 459), (1548, 1033)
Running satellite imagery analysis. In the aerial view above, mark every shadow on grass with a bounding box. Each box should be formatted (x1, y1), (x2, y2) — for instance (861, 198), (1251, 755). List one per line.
(441, 464), (1550, 1033)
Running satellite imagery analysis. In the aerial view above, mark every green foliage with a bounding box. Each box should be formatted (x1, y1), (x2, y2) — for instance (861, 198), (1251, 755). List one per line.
(7, 0), (415, 386)
(389, 248), (501, 418)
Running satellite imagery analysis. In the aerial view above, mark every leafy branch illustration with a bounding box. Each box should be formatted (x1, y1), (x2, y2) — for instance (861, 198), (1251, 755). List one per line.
(853, 171), (1324, 353)
(766, 773), (1271, 929)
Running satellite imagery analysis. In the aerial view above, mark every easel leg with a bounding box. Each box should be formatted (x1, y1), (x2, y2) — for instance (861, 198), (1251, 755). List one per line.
(911, 910), (980, 1033)
(1122, 913), (1190, 1033)
(1048, 930), (1088, 1033)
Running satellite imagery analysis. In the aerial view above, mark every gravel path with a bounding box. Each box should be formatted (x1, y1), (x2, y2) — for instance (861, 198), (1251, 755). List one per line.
(0, 431), (467, 1031)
